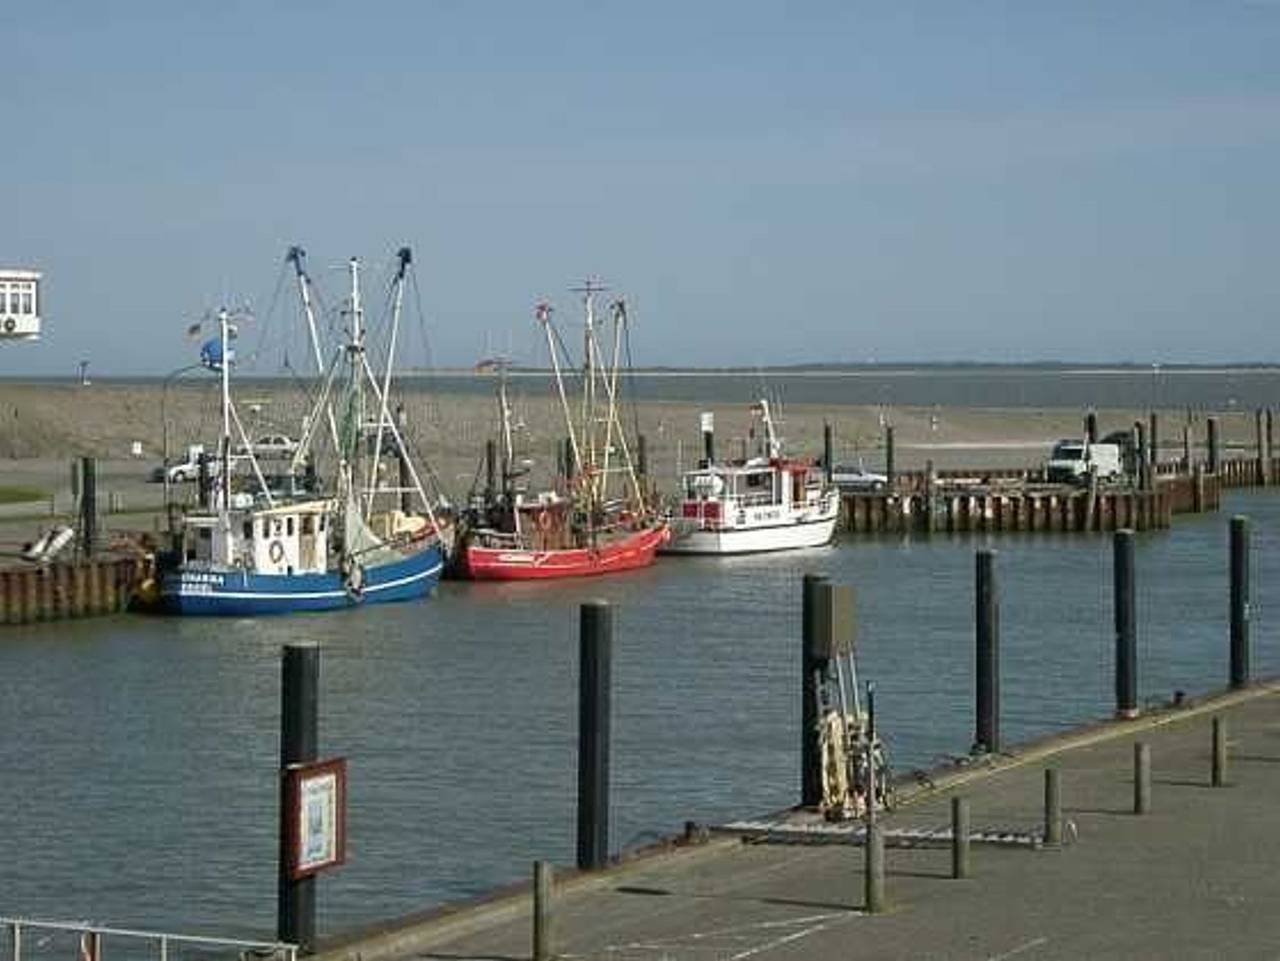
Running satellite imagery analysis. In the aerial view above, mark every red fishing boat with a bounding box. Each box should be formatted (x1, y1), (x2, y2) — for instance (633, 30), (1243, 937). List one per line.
(459, 283), (667, 580)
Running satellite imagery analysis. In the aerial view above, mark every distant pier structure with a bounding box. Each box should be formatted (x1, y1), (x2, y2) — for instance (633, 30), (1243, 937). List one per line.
(0, 268), (42, 341)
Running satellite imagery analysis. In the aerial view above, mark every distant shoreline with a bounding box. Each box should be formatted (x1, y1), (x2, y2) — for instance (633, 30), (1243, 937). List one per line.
(4, 362), (1280, 384)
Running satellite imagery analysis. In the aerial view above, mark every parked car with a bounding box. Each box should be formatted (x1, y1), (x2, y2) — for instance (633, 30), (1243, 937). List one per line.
(832, 463), (889, 492)
(238, 434), (297, 456)
(150, 444), (213, 483)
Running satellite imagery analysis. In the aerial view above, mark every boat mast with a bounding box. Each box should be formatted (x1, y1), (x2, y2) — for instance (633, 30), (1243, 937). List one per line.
(573, 279), (607, 511)
(539, 302), (582, 485)
(339, 257), (364, 507)
(286, 246), (340, 452)
(366, 247), (410, 517)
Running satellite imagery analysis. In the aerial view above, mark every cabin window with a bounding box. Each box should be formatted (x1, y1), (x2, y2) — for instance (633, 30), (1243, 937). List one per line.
(21, 292), (32, 314)
(319, 516), (326, 532)
(261, 518), (271, 538)
(242, 521), (252, 539)
(302, 515), (314, 535)
(286, 516), (294, 536)
(198, 528), (211, 542)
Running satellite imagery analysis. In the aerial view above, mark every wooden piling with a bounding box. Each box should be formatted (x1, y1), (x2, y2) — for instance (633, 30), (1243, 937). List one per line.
(1134, 742), (1151, 815)
(1044, 768), (1062, 845)
(951, 797), (970, 879)
(533, 860), (554, 961)
(1212, 717), (1227, 788)
(865, 823), (885, 913)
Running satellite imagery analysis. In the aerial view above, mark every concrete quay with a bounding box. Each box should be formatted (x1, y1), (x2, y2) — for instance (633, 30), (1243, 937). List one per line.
(318, 682), (1280, 961)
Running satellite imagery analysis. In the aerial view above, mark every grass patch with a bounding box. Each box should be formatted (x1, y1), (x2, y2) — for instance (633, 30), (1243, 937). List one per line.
(0, 485), (48, 504)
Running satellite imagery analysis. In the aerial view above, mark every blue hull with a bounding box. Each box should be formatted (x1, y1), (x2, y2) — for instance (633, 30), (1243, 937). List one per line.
(160, 545), (443, 616)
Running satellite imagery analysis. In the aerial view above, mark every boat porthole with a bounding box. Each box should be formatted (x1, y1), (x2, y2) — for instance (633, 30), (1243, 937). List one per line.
(268, 540), (285, 563)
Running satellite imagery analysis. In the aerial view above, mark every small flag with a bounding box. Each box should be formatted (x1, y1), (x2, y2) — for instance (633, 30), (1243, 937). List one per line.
(186, 321), (202, 337)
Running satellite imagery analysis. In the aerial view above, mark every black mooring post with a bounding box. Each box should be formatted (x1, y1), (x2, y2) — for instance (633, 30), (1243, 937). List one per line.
(884, 425), (896, 488)
(822, 422), (833, 483)
(974, 549), (1000, 754)
(1149, 411), (1159, 472)
(1207, 417), (1221, 473)
(1230, 516), (1251, 690)
(80, 456), (97, 558)
(1114, 529), (1138, 718)
(577, 601), (613, 870)
(703, 426), (715, 466)
(278, 643), (319, 951)
(801, 573), (828, 807)
(1085, 410), (1098, 445)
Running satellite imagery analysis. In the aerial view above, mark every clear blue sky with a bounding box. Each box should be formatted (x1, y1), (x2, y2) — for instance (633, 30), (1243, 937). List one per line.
(6, 1), (1280, 374)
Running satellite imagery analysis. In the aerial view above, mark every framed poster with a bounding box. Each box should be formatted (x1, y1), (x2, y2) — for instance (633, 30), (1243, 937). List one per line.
(284, 757), (347, 879)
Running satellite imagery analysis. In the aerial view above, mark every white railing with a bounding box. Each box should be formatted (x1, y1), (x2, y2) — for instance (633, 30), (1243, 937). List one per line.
(3, 918), (297, 961)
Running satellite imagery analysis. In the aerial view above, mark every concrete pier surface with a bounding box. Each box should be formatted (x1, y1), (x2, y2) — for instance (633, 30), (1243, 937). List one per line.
(318, 684), (1280, 961)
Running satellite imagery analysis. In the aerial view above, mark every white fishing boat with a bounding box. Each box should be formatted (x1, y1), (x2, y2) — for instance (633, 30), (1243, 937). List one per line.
(663, 399), (839, 555)
(158, 249), (448, 615)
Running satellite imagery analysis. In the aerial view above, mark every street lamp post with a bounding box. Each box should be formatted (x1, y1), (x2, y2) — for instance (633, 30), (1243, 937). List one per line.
(162, 363), (202, 532)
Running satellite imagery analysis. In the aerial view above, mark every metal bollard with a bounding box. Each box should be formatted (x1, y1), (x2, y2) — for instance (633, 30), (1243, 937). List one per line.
(533, 860), (554, 961)
(1212, 717), (1228, 788)
(1044, 768), (1062, 846)
(865, 823), (885, 913)
(974, 549), (1000, 753)
(1230, 516), (1251, 690)
(577, 602), (613, 870)
(1134, 742), (1151, 815)
(951, 797), (970, 879)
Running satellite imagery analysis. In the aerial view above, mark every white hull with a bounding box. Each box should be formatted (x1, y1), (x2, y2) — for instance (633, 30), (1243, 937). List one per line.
(663, 512), (837, 555)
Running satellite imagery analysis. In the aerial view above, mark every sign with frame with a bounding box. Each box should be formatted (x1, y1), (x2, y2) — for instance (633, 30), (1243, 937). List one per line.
(283, 757), (347, 879)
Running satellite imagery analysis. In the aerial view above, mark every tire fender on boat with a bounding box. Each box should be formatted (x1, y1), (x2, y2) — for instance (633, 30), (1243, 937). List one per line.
(268, 539), (286, 564)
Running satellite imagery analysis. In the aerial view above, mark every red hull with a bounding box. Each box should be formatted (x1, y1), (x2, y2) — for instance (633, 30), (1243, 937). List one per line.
(463, 523), (670, 581)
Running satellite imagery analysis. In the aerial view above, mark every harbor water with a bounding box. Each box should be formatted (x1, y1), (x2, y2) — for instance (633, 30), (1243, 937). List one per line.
(0, 491), (1276, 938)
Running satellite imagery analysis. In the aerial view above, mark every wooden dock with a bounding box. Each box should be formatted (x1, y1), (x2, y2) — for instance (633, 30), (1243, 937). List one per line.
(840, 455), (1280, 535)
(0, 557), (148, 625)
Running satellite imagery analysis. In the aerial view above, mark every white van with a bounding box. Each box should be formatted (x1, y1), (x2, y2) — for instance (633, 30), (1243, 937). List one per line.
(1046, 439), (1123, 485)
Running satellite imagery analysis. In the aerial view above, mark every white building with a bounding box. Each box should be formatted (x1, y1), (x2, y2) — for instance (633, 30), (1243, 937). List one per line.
(0, 269), (41, 340)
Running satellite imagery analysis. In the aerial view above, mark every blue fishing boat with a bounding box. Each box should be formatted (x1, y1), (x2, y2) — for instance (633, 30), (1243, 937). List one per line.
(160, 249), (450, 616)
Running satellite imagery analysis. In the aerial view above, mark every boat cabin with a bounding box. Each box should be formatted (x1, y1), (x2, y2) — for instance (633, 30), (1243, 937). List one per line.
(181, 499), (334, 575)
(680, 458), (826, 517)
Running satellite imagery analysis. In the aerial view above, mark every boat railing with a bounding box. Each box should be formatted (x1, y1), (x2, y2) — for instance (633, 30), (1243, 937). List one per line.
(2, 917), (297, 961)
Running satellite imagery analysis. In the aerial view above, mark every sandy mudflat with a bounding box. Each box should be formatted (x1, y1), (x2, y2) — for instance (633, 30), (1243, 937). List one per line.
(0, 380), (1262, 525)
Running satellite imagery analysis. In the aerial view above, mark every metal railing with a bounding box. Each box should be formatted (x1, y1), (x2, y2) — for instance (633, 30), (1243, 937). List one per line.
(4, 918), (297, 961)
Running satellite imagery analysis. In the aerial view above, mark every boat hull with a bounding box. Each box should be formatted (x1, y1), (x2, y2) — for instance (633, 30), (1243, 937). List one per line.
(159, 543), (444, 616)
(463, 524), (669, 580)
(661, 513), (837, 555)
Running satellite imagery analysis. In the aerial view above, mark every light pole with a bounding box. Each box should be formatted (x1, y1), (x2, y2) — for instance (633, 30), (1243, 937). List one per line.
(162, 363), (202, 530)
